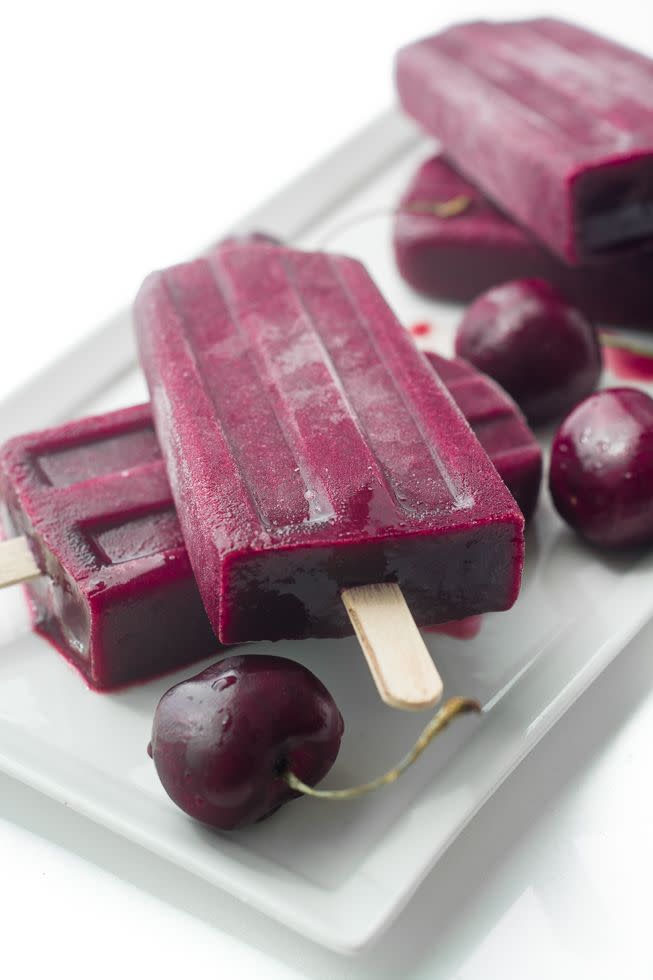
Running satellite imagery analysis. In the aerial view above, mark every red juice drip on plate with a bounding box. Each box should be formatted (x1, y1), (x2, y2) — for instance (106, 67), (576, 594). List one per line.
(601, 333), (653, 382)
(409, 321), (433, 338)
(423, 615), (483, 639)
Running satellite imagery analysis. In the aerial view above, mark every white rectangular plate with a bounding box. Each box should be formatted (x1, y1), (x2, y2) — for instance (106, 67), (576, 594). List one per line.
(1, 109), (652, 953)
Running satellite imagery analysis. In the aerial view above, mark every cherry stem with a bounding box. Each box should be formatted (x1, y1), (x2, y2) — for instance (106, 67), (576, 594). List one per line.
(315, 196), (472, 249)
(284, 696), (481, 801)
(403, 195), (471, 217)
(599, 330), (653, 358)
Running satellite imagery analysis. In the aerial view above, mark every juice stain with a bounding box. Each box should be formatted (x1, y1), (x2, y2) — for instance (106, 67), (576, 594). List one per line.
(601, 332), (653, 382)
(409, 321), (433, 338)
(423, 615), (483, 640)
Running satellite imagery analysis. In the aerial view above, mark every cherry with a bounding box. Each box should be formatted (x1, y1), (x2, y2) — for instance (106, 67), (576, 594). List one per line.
(455, 279), (602, 424)
(149, 655), (343, 830)
(549, 388), (653, 548)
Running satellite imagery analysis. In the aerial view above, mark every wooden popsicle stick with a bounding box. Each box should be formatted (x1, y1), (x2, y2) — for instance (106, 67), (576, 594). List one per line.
(0, 537), (40, 587)
(341, 583), (443, 712)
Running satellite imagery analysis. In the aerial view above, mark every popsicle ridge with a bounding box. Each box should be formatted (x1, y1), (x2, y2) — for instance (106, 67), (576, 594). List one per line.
(327, 253), (472, 512)
(136, 244), (524, 643)
(209, 246), (350, 527)
(439, 23), (653, 147)
(426, 354), (542, 521)
(534, 19), (653, 97)
(437, 367), (534, 461)
(403, 37), (581, 152)
(165, 256), (312, 531)
(9, 460), (181, 579)
(33, 422), (161, 488)
(212, 246), (469, 523)
(0, 405), (215, 688)
(430, 39), (600, 148)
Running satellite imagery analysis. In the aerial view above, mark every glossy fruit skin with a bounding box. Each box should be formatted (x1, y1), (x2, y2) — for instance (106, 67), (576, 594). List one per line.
(149, 655), (343, 830)
(455, 278), (602, 424)
(549, 388), (653, 548)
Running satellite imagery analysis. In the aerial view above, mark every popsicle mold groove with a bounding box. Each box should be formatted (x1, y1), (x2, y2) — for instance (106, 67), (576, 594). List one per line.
(165, 247), (473, 530)
(0, 405), (216, 690)
(33, 423), (160, 488)
(88, 507), (184, 565)
(165, 255), (316, 529)
(135, 244), (524, 644)
(427, 354), (542, 521)
(435, 24), (645, 147)
(396, 19), (653, 263)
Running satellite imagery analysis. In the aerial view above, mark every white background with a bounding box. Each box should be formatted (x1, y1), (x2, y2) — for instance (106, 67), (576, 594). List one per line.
(2, 2), (653, 978)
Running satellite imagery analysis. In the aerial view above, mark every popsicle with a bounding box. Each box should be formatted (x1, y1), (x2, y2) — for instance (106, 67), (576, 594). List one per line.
(426, 354), (541, 521)
(135, 243), (524, 706)
(395, 18), (653, 264)
(0, 353), (534, 689)
(0, 404), (216, 690)
(395, 155), (653, 326)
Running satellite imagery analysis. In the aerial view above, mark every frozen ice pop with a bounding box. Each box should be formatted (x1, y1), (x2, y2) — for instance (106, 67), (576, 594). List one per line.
(395, 19), (653, 264)
(395, 155), (653, 326)
(0, 354), (534, 688)
(0, 405), (216, 690)
(426, 354), (541, 521)
(135, 243), (524, 653)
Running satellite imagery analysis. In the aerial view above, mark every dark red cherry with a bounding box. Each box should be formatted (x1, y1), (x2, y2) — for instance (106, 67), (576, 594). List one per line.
(455, 279), (602, 424)
(549, 388), (653, 548)
(149, 655), (343, 830)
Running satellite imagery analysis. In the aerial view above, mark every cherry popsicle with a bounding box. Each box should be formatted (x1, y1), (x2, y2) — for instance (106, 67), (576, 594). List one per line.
(135, 243), (524, 710)
(0, 349), (534, 690)
(396, 18), (653, 265)
(0, 405), (218, 690)
(427, 353), (542, 520)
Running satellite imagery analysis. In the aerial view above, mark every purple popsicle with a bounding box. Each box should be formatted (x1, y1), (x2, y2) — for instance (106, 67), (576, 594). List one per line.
(426, 354), (542, 521)
(0, 405), (217, 690)
(394, 155), (653, 326)
(0, 347), (535, 688)
(396, 19), (653, 264)
(135, 244), (524, 645)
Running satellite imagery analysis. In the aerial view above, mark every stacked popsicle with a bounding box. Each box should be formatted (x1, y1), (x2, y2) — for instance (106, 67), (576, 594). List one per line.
(0, 405), (216, 690)
(134, 243), (524, 707)
(0, 243), (529, 692)
(394, 19), (653, 324)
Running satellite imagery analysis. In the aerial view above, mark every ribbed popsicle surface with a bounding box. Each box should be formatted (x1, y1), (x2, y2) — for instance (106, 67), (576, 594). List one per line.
(163, 247), (471, 531)
(0, 406), (215, 689)
(396, 18), (653, 263)
(427, 354), (542, 520)
(136, 244), (524, 642)
(436, 22), (653, 149)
